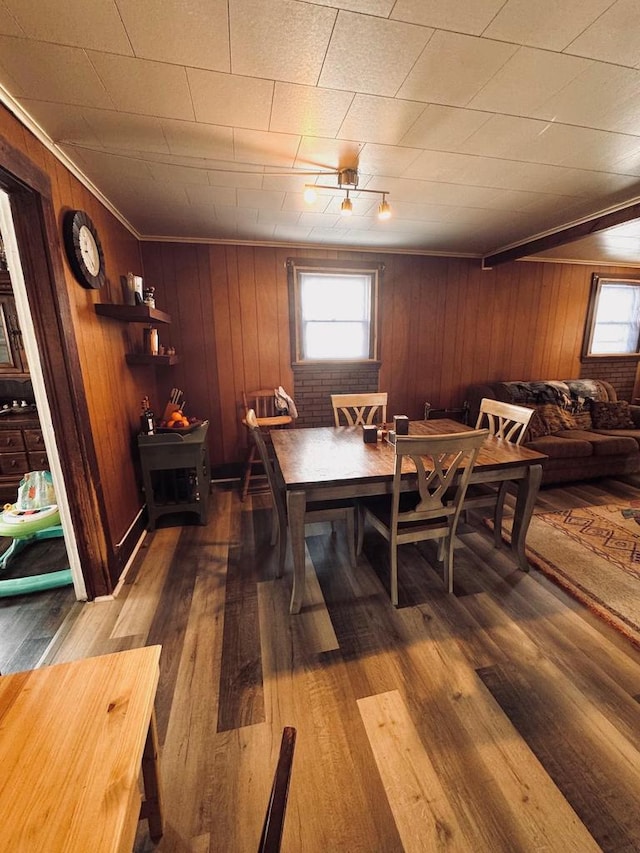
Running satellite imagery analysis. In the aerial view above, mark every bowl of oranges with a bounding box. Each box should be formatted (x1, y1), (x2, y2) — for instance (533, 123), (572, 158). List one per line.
(157, 409), (203, 434)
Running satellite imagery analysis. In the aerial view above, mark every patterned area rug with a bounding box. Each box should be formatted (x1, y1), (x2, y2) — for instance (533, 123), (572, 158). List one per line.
(500, 502), (640, 648)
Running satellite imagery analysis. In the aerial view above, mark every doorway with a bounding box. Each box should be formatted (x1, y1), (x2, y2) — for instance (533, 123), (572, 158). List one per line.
(0, 191), (85, 599)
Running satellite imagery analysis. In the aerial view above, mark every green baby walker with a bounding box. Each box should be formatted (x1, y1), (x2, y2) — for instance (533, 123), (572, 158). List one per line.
(0, 471), (72, 597)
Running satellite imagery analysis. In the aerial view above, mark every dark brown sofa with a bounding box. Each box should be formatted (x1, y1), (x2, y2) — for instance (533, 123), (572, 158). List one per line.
(466, 379), (640, 485)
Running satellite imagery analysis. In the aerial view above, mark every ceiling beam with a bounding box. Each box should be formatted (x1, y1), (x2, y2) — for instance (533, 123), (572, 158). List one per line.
(482, 201), (640, 268)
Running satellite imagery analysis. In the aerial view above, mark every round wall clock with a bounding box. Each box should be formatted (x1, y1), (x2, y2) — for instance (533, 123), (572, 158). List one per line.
(62, 209), (106, 290)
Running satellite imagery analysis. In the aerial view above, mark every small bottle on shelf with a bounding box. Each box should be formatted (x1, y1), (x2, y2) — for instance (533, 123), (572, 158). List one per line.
(140, 397), (155, 435)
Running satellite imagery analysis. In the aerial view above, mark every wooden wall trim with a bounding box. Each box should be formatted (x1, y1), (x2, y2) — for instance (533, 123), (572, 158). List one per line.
(0, 131), (111, 597)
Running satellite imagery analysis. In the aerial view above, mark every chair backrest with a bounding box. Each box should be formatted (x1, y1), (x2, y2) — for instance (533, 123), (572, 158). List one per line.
(331, 392), (388, 427)
(475, 398), (534, 445)
(244, 409), (287, 521)
(244, 389), (281, 420)
(392, 429), (489, 524)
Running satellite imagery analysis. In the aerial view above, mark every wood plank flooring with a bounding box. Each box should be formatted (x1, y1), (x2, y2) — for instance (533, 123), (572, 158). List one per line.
(2, 476), (640, 851)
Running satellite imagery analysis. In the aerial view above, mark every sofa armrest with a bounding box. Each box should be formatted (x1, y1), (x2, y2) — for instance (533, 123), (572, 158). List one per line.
(630, 404), (640, 428)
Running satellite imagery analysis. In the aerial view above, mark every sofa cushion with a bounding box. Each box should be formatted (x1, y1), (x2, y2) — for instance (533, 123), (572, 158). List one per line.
(526, 403), (576, 440)
(557, 428), (639, 456)
(591, 400), (635, 429)
(591, 429), (640, 451)
(526, 433), (593, 458)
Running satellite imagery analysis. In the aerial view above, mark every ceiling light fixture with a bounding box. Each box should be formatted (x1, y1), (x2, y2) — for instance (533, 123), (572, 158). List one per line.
(304, 168), (391, 220)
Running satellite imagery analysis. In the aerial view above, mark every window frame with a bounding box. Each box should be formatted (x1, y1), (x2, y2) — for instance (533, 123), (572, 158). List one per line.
(287, 258), (382, 365)
(582, 272), (640, 359)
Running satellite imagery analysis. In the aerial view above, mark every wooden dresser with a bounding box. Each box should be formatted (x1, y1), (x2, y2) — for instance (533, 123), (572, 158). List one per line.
(0, 410), (48, 505)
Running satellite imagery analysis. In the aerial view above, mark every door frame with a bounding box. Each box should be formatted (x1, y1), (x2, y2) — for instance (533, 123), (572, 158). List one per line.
(0, 133), (111, 598)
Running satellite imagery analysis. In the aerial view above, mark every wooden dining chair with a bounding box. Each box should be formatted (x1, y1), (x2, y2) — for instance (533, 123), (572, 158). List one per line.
(464, 398), (535, 545)
(258, 726), (297, 853)
(245, 410), (357, 574)
(331, 392), (388, 427)
(241, 389), (293, 501)
(357, 429), (489, 605)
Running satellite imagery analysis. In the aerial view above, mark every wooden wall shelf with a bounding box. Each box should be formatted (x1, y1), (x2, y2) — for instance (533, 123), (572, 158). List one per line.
(125, 354), (179, 367)
(95, 304), (171, 325)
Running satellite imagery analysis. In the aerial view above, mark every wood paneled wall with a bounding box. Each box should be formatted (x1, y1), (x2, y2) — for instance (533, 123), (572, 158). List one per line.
(0, 104), (151, 588)
(142, 242), (640, 471)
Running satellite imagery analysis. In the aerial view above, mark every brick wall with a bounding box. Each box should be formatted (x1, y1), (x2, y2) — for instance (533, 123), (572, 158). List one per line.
(580, 359), (639, 401)
(292, 363), (380, 427)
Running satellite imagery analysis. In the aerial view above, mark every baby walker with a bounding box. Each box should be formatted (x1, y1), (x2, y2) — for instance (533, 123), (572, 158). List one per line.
(0, 471), (72, 597)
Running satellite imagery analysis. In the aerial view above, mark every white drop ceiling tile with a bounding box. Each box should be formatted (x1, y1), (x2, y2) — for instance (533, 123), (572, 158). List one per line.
(84, 110), (170, 153)
(567, 0), (640, 67)
(209, 169), (264, 189)
(324, 195), (377, 217)
(311, 0), (394, 13)
(19, 100), (102, 147)
(262, 174), (312, 193)
(144, 161), (220, 187)
(307, 227), (350, 242)
(297, 211), (342, 228)
(399, 104), (492, 150)
(230, 0), (336, 85)
(397, 31), (517, 106)
(294, 137), (364, 172)
(0, 5), (24, 36)
(469, 47), (592, 115)
(270, 83), (353, 137)
(281, 192), (331, 213)
(458, 114), (636, 171)
(214, 205), (258, 225)
(484, 0), (613, 51)
(3, 0), (132, 53)
(357, 143), (423, 178)
(407, 150), (488, 184)
(532, 63), (640, 136)
(237, 188), (286, 209)
(0, 37), (114, 107)
(116, 0), (229, 70)
(337, 95), (426, 146)
(188, 69), (273, 130)
(88, 52), (194, 121)
(60, 146), (154, 183)
(162, 120), (234, 159)
(388, 200), (458, 221)
(244, 223), (276, 240)
(390, 0), (505, 34)
(233, 128), (300, 168)
(319, 11), (432, 96)
(258, 208), (300, 227)
(184, 184), (238, 207)
(272, 224), (312, 241)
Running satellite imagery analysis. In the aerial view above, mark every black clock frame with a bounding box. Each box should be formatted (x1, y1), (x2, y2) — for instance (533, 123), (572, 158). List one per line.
(62, 209), (106, 290)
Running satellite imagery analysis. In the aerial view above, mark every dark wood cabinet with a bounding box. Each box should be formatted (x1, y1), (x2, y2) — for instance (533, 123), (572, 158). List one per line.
(0, 414), (48, 504)
(0, 273), (28, 376)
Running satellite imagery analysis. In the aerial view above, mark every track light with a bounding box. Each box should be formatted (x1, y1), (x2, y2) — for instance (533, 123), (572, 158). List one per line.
(377, 196), (391, 220)
(303, 185), (317, 203)
(303, 167), (391, 220)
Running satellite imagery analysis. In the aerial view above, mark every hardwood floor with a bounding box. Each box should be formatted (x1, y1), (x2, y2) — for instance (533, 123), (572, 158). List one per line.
(2, 476), (640, 851)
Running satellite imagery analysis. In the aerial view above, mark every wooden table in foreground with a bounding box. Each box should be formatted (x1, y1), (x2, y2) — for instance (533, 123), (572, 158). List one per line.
(271, 420), (547, 614)
(0, 645), (163, 852)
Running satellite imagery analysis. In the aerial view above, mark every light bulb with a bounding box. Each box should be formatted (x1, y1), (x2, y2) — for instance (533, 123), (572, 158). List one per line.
(303, 185), (317, 204)
(341, 196), (353, 216)
(378, 198), (391, 220)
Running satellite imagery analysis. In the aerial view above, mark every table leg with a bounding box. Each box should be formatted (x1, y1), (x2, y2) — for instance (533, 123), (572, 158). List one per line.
(287, 490), (306, 615)
(510, 463), (543, 572)
(140, 709), (164, 842)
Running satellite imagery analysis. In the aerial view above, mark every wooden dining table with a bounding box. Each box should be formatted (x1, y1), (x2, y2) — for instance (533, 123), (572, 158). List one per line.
(271, 419), (547, 614)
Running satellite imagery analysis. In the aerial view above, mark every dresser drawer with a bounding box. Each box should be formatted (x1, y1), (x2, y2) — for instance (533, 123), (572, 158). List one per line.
(0, 452), (28, 476)
(24, 429), (45, 451)
(0, 430), (26, 451)
(27, 451), (49, 471)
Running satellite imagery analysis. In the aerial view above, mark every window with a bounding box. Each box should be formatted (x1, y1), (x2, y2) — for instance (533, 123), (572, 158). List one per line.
(287, 259), (381, 363)
(583, 273), (640, 358)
